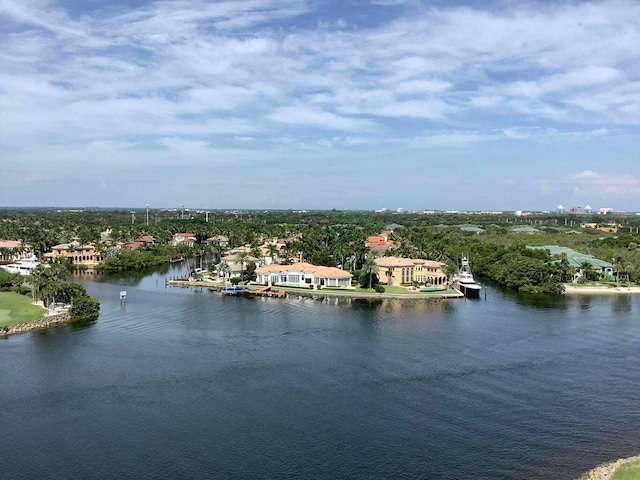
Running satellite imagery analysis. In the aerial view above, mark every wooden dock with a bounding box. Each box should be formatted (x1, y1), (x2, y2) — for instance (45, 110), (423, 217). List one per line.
(248, 286), (286, 298)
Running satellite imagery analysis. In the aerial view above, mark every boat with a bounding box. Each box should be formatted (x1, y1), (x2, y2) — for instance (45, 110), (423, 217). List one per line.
(221, 285), (249, 296)
(453, 257), (482, 298)
(0, 256), (42, 276)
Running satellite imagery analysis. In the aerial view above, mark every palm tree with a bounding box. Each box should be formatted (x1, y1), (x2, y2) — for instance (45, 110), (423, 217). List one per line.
(217, 261), (230, 285)
(362, 256), (379, 289)
(267, 243), (279, 264)
(236, 251), (249, 281)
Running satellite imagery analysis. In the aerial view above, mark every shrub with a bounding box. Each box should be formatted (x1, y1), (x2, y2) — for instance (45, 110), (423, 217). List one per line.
(373, 284), (385, 293)
(230, 276), (242, 285)
(69, 295), (100, 321)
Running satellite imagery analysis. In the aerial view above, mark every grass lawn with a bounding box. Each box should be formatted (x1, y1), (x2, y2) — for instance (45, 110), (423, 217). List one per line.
(0, 291), (46, 328)
(612, 459), (640, 480)
(352, 286), (459, 295)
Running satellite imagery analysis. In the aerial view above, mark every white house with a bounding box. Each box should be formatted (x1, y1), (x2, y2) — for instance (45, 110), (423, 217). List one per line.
(255, 262), (353, 289)
(171, 233), (196, 247)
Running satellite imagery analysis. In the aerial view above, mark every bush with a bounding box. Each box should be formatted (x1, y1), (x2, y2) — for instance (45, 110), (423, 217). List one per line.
(69, 295), (100, 321)
(229, 276), (242, 285)
(373, 284), (385, 293)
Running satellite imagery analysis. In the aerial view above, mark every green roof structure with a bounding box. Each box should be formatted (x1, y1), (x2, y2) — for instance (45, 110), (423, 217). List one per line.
(528, 245), (613, 269)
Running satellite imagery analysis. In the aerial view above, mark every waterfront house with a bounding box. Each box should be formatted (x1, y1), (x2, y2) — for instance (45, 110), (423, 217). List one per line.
(44, 241), (102, 265)
(527, 245), (614, 281)
(218, 253), (261, 280)
(375, 256), (447, 286)
(255, 262), (353, 289)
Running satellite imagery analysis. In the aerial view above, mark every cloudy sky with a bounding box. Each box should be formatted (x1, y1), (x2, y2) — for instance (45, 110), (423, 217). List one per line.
(1, 0), (639, 211)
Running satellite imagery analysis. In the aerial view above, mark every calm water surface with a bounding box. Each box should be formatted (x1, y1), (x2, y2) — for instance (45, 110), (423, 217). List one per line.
(1, 266), (639, 479)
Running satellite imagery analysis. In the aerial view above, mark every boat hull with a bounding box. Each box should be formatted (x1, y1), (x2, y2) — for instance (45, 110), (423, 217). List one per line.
(459, 282), (481, 298)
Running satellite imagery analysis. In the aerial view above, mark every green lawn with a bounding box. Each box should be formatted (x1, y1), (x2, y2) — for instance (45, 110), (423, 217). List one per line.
(612, 460), (640, 480)
(0, 292), (46, 328)
(352, 286), (459, 295)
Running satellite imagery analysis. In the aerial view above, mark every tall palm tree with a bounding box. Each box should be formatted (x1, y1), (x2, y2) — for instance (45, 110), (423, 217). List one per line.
(217, 261), (230, 285)
(362, 256), (379, 289)
(236, 251), (249, 280)
(267, 243), (279, 264)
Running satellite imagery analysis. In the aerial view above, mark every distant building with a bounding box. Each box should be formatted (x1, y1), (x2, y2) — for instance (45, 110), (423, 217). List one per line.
(557, 204), (565, 214)
(171, 233), (196, 247)
(599, 207), (613, 214)
(0, 240), (31, 263)
(511, 226), (540, 234)
(396, 208), (404, 214)
(584, 204), (592, 214)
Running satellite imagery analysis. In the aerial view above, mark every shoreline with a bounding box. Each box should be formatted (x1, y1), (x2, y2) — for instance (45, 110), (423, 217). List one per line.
(167, 279), (464, 300)
(1, 312), (72, 337)
(563, 284), (640, 295)
(578, 454), (640, 480)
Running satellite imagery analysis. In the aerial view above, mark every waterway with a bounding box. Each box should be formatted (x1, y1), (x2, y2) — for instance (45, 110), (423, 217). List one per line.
(1, 265), (638, 479)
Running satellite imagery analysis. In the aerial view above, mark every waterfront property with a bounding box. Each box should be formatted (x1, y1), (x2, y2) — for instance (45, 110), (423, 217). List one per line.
(375, 256), (448, 286)
(255, 262), (353, 289)
(43, 241), (103, 266)
(528, 245), (615, 281)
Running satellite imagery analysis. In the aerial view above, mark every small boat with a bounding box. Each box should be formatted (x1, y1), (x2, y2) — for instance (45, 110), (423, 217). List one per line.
(221, 285), (249, 296)
(453, 257), (482, 298)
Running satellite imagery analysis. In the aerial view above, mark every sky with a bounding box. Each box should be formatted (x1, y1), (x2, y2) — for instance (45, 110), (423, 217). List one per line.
(1, 0), (639, 211)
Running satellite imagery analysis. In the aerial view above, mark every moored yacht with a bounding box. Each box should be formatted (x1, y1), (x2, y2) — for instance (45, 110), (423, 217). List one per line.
(453, 257), (482, 298)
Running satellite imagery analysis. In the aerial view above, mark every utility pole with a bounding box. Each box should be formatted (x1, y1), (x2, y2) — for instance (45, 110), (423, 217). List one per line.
(131, 211), (135, 224)
(146, 204), (149, 226)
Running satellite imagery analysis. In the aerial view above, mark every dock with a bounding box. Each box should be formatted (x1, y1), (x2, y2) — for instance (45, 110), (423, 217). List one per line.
(248, 286), (286, 298)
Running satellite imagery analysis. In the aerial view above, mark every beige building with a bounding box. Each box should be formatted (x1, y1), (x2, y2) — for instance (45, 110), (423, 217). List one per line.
(0, 240), (31, 262)
(44, 241), (102, 265)
(375, 256), (447, 286)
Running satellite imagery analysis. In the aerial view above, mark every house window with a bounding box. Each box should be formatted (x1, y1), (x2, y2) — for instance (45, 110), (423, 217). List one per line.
(289, 274), (300, 283)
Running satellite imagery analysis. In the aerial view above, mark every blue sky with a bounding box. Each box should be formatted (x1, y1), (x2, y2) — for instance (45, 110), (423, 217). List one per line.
(1, 0), (639, 211)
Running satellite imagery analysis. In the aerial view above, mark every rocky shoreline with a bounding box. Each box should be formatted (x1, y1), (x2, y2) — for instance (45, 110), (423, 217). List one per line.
(578, 454), (640, 480)
(1, 313), (72, 337)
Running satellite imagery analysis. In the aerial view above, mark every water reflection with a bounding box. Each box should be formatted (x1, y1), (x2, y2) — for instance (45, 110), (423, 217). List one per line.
(612, 294), (632, 312)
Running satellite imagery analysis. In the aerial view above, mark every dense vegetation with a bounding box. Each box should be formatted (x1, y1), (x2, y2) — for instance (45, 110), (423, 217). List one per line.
(1, 207), (639, 295)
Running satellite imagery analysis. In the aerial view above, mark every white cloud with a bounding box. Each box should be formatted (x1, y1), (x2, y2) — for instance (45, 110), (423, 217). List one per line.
(1, 0), (640, 208)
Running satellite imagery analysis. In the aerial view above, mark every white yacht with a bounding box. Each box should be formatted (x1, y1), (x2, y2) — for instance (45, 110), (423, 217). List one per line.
(453, 257), (481, 298)
(0, 256), (41, 276)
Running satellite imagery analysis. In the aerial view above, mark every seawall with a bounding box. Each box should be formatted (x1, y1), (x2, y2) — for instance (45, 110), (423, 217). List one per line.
(1, 313), (71, 337)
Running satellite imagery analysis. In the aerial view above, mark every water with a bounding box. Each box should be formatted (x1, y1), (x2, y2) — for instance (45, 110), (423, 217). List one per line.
(1, 266), (639, 479)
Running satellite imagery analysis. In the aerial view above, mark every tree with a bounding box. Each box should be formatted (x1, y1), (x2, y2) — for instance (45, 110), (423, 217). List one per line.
(236, 251), (248, 280)
(267, 243), (279, 264)
(69, 295), (100, 321)
(362, 256), (380, 289)
(217, 261), (230, 285)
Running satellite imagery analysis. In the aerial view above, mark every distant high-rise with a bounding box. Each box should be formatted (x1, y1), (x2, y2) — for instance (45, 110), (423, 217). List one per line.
(556, 204), (565, 214)
(584, 204), (592, 214)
